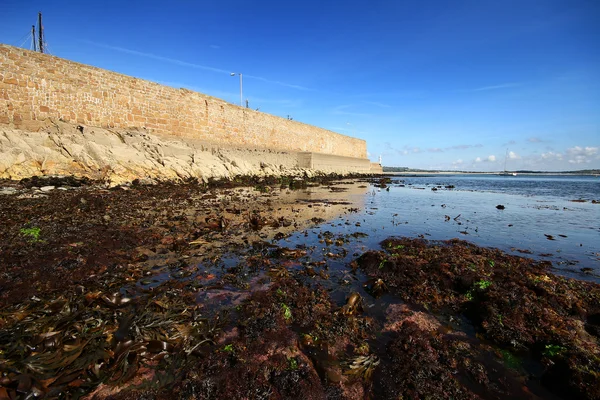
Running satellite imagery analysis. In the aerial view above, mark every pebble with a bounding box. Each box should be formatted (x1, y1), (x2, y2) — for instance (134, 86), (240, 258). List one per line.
(17, 193), (47, 199)
(40, 186), (56, 192)
(0, 187), (17, 195)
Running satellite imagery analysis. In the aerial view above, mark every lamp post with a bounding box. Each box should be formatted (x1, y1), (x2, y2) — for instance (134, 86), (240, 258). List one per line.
(230, 72), (243, 106)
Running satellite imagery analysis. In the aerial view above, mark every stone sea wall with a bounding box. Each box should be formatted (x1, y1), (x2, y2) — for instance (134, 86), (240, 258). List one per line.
(0, 44), (367, 160)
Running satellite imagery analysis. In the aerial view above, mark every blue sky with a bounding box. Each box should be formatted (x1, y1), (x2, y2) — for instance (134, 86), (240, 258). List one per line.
(1, 0), (599, 171)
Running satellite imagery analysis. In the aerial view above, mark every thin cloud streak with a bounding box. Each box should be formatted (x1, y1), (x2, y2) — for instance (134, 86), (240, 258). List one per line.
(155, 80), (301, 110)
(331, 105), (372, 117)
(364, 101), (392, 108)
(244, 74), (313, 91)
(81, 40), (312, 91)
(444, 144), (484, 150)
(350, 90), (429, 99)
(527, 137), (551, 143)
(81, 40), (230, 74)
(471, 83), (521, 92)
(152, 80), (239, 101)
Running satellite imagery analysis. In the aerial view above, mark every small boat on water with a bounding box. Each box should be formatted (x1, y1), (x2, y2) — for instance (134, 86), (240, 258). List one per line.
(498, 149), (517, 176)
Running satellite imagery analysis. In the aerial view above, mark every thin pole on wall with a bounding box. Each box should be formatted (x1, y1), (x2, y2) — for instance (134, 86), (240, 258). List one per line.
(239, 74), (243, 107)
(38, 12), (43, 53)
(31, 25), (37, 51)
(230, 72), (243, 106)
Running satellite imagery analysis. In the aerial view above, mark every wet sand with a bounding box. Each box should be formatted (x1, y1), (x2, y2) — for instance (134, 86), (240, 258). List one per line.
(0, 177), (598, 399)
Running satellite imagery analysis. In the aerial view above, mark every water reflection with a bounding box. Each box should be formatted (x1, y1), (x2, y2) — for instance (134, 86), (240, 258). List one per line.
(285, 177), (599, 282)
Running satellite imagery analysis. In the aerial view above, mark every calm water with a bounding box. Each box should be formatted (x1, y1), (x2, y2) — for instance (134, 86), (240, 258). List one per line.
(285, 175), (600, 283)
(396, 174), (599, 201)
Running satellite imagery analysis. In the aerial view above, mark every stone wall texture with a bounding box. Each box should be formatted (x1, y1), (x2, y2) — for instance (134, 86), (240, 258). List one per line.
(0, 44), (367, 159)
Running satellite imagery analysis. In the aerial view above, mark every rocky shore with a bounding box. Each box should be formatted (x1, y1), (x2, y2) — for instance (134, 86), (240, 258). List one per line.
(0, 177), (598, 399)
(0, 119), (361, 185)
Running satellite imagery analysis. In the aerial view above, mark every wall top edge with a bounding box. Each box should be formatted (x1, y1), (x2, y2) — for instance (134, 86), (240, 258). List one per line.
(299, 151), (370, 161)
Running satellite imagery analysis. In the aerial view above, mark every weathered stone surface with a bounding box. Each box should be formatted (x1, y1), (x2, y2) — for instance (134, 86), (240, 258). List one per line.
(0, 120), (370, 184)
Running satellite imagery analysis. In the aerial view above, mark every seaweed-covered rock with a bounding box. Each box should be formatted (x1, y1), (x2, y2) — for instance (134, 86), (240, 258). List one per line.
(357, 237), (600, 399)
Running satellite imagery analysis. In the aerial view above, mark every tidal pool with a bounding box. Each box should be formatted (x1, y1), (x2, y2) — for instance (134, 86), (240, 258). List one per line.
(281, 176), (600, 282)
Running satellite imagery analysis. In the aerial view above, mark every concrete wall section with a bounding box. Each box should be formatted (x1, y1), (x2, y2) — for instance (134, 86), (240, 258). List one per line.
(370, 163), (383, 174)
(298, 152), (372, 173)
(0, 44), (367, 159)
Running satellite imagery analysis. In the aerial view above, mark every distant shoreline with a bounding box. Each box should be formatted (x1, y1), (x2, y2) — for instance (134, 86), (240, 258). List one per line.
(383, 170), (599, 176)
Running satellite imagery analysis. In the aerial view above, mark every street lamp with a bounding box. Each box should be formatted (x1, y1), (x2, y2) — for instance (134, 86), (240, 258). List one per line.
(230, 72), (243, 107)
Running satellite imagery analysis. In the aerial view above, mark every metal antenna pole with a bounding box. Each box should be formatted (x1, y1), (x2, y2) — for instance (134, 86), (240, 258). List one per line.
(31, 25), (36, 51)
(38, 12), (43, 53)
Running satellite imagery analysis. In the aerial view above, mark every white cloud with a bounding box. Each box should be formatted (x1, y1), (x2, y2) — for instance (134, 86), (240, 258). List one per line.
(473, 155), (497, 163)
(566, 146), (598, 157)
(568, 156), (588, 164)
(541, 151), (563, 161)
(566, 146), (598, 164)
(389, 144), (598, 171)
(392, 146), (423, 156)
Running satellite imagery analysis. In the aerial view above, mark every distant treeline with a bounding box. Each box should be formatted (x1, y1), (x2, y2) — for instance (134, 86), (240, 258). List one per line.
(514, 169), (600, 175)
(383, 166), (600, 175)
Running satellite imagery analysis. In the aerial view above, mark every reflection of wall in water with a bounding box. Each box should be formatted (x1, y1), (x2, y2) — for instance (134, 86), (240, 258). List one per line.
(283, 182), (369, 227)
